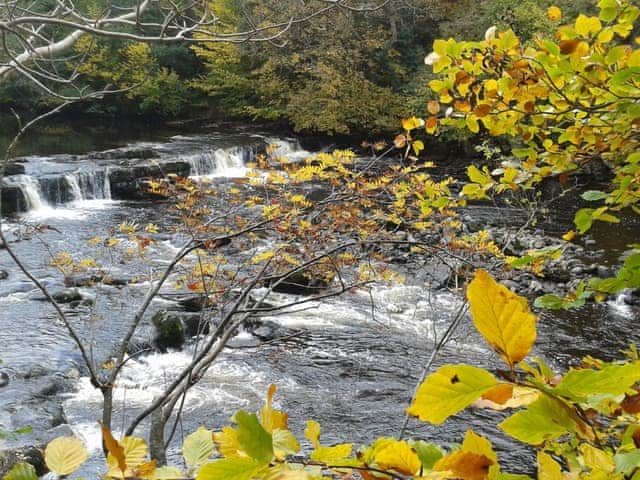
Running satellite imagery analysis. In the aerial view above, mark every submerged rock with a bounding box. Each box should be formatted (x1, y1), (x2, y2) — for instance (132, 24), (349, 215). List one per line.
(50, 288), (83, 304)
(0, 270), (8, 280)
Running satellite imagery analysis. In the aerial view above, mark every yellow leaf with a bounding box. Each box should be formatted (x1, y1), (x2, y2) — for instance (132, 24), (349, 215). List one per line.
(562, 230), (577, 242)
(44, 437), (88, 476)
(474, 386), (540, 411)
(183, 427), (215, 467)
(537, 451), (562, 480)
(406, 364), (497, 424)
(580, 444), (614, 473)
(434, 450), (494, 480)
(213, 426), (242, 458)
(251, 251), (275, 264)
(272, 429), (300, 460)
(304, 420), (321, 449)
(460, 430), (499, 479)
(260, 384), (289, 433)
(467, 270), (537, 370)
(107, 437), (148, 478)
(402, 116), (425, 131)
(374, 440), (421, 476)
(547, 6), (562, 21)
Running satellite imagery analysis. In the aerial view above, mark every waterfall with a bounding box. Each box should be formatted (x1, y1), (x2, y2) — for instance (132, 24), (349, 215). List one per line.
(264, 138), (311, 163)
(65, 174), (83, 201)
(185, 146), (252, 178)
(4, 175), (47, 211)
(65, 170), (112, 202)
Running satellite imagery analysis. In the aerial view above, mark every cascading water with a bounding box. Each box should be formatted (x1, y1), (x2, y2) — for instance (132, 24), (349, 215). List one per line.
(3, 174), (47, 211)
(183, 146), (253, 178)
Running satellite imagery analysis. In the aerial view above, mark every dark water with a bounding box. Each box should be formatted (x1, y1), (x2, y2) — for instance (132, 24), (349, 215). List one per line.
(0, 125), (638, 477)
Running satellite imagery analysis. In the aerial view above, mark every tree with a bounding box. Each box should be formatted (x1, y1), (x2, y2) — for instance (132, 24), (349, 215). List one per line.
(0, 0), (404, 465)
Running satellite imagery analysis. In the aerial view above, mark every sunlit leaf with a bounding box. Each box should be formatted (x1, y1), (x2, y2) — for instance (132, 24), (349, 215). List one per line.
(407, 364), (497, 424)
(434, 450), (494, 480)
(44, 436), (88, 476)
(537, 451), (562, 479)
(183, 426), (216, 468)
(467, 270), (537, 369)
(373, 439), (421, 476)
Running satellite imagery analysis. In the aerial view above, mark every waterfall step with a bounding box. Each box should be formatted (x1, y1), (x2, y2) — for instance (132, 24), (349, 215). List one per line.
(0, 134), (290, 216)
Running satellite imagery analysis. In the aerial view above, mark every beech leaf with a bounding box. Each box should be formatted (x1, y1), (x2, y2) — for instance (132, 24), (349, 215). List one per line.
(407, 364), (497, 424)
(467, 270), (537, 369)
(44, 436), (88, 476)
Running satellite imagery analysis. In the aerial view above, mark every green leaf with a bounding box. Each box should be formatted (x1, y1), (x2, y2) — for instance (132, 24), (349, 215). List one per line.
(534, 294), (567, 310)
(574, 208), (594, 234)
(614, 449), (640, 475)
(2, 463), (38, 480)
(410, 440), (444, 470)
(183, 426), (216, 468)
(553, 362), (640, 402)
(581, 190), (608, 201)
(196, 458), (260, 480)
(499, 394), (579, 444)
(235, 411), (273, 464)
(407, 364), (497, 424)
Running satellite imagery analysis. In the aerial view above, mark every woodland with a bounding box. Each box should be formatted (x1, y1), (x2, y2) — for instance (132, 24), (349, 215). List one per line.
(0, 0), (639, 479)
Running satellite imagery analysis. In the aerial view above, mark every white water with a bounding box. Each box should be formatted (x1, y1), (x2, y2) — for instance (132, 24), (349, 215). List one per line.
(264, 138), (312, 163)
(184, 147), (249, 178)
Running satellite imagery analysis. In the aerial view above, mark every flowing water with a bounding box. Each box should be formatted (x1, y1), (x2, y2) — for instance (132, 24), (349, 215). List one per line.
(0, 125), (638, 476)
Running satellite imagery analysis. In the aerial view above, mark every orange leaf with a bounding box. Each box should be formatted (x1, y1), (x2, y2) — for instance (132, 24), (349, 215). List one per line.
(454, 100), (471, 113)
(100, 423), (126, 475)
(474, 104), (492, 118)
(426, 116), (438, 134)
(427, 100), (441, 115)
(622, 393), (640, 414)
(559, 39), (580, 54)
(434, 451), (493, 480)
(481, 384), (514, 404)
(394, 134), (407, 149)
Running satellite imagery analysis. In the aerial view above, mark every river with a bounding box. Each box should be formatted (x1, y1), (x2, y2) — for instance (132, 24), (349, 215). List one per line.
(0, 121), (638, 477)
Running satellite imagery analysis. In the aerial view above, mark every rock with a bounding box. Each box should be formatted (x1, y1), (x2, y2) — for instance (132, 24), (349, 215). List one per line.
(597, 265), (611, 278)
(570, 266), (584, 276)
(622, 289), (640, 306)
(91, 146), (157, 160)
(64, 273), (105, 287)
(528, 280), (544, 294)
(4, 162), (26, 176)
(152, 311), (185, 351)
(176, 295), (211, 312)
(0, 446), (46, 477)
(0, 185), (27, 216)
(584, 238), (597, 246)
(0, 371), (9, 388)
(50, 288), (83, 304)
(266, 270), (332, 295)
(0, 270), (8, 280)
(108, 161), (190, 200)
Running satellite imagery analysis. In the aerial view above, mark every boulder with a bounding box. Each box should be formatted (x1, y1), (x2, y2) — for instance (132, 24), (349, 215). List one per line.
(4, 163), (26, 176)
(265, 270), (332, 295)
(0, 270), (8, 280)
(152, 311), (185, 351)
(108, 161), (190, 200)
(0, 185), (27, 216)
(51, 288), (83, 304)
